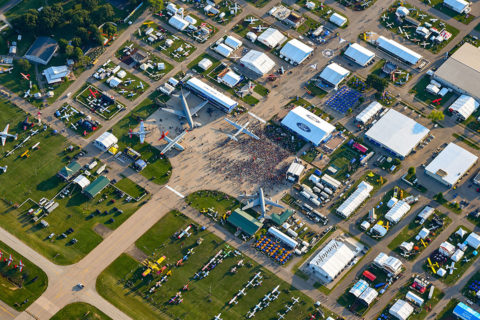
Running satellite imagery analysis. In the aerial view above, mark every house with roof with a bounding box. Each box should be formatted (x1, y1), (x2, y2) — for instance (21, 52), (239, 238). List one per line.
(43, 66), (70, 84)
(57, 161), (82, 181)
(83, 176), (110, 198)
(226, 208), (262, 237)
(24, 37), (58, 65)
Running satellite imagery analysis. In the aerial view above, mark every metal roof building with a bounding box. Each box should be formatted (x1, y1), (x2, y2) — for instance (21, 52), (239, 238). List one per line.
(239, 50), (275, 76)
(83, 176), (110, 198)
(349, 279), (369, 297)
(425, 142), (478, 187)
(443, 0), (470, 13)
(94, 132), (118, 151)
(389, 300), (414, 320)
(219, 70), (242, 87)
(329, 13), (347, 27)
(355, 101), (382, 124)
(406, 291), (424, 306)
(344, 43), (375, 67)
(25, 37), (58, 65)
(169, 15), (189, 31)
(58, 161), (81, 180)
(365, 109), (430, 159)
(185, 77), (237, 113)
(434, 43), (480, 101)
(385, 200), (411, 224)
(376, 36), (422, 65)
(308, 239), (357, 282)
(281, 107), (335, 146)
(448, 95), (479, 121)
(43, 66), (70, 84)
(224, 35), (242, 50)
(454, 302), (480, 320)
(271, 209), (295, 225)
(337, 181), (373, 218)
(279, 39), (314, 65)
(257, 28), (286, 48)
(319, 63), (350, 89)
(227, 208), (262, 237)
(268, 227), (298, 248)
(215, 43), (233, 57)
(358, 287), (378, 305)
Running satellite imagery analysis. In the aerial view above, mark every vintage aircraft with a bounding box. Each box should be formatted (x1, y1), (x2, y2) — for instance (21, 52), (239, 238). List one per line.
(5, 254), (13, 266)
(224, 118), (259, 141)
(16, 260), (24, 272)
(162, 90), (209, 129)
(240, 187), (284, 218)
(0, 124), (18, 146)
(159, 130), (187, 155)
(128, 120), (150, 143)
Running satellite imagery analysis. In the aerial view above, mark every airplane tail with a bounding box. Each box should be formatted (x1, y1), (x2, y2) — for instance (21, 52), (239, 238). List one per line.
(227, 134), (238, 141)
(14, 134), (18, 140)
(159, 131), (169, 141)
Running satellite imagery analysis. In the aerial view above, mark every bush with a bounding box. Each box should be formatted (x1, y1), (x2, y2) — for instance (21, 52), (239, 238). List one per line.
(366, 74), (388, 92)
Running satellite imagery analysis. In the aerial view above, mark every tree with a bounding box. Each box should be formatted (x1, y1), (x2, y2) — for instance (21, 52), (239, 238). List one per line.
(89, 26), (104, 45)
(435, 192), (444, 202)
(366, 74), (388, 92)
(71, 37), (82, 48)
(17, 59), (31, 72)
(73, 47), (84, 61)
(58, 38), (69, 52)
(103, 23), (117, 37)
(428, 110), (445, 122)
(65, 44), (74, 57)
(147, 0), (164, 12)
(14, 9), (38, 33)
(408, 167), (416, 175)
(76, 27), (89, 43)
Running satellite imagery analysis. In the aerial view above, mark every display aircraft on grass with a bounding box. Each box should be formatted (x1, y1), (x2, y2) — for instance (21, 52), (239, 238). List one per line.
(224, 118), (259, 141)
(159, 130), (187, 155)
(240, 187), (284, 218)
(162, 90), (208, 129)
(0, 124), (18, 146)
(128, 120), (150, 143)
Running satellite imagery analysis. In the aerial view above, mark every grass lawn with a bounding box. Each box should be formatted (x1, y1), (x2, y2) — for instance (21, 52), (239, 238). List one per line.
(0, 241), (48, 311)
(75, 84), (126, 120)
(56, 103), (102, 138)
(435, 298), (458, 320)
(462, 271), (480, 302)
(110, 93), (172, 185)
(98, 211), (337, 320)
(376, 279), (444, 320)
(0, 99), (149, 264)
(115, 177), (147, 199)
(322, 142), (364, 181)
(387, 211), (451, 260)
(50, 302), (111, 320)
(232, 15), (271, 38)
(297, 16), (320, 35)
(371, 59), (411, 86)
(186, 190), (240, 215)
(305, 82), (327, 97)
(425, 0), (475, 24)
(434, 193), (463, 214)
(410, 76), (454, 106)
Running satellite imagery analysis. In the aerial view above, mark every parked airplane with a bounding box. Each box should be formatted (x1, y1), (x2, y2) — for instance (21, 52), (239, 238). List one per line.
(0, 124), (18, 146)
(214, 313), (223, 320)
(16, 260), (24, 272)
(244, 17), (259, 24)
(240, 187), (284, 217)
(159, 130), (187, 155)
(5, 254), (13, 266)
(162, 90), (209, 129)
(224, 118), (259, 141)
(128, 120), (150, 143)
(0, 165), (7, 173)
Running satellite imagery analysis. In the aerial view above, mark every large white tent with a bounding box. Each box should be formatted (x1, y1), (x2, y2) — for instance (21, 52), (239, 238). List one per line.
(224, 35), (242, 50)
(358, 287), (378, 305)
(389, 300), (414, 320)
(279, 39), (314, 65)
(448, 95), (479, 121)
(281, 107), (335, 146)
(349, 280), (369, 297)
(385, 200), (411, 224)
(344, 43), (375, 66)
(169, 15), (189, 31)
(443, 0), (470, 13)
(337, 181), (373, 218)
(329, 13), (347, 27)
(466, 232), (480, 249)
(215, 43), (233, 57)
(319, 63), (350, 89)
(308, 239), (356, 282)
(257, 28), (286, 48)
(239, 50), (275, 76)
(355, 101), (382, 124)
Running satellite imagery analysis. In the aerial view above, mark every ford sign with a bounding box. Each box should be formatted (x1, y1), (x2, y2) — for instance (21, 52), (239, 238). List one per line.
(297, 122), (311, 132)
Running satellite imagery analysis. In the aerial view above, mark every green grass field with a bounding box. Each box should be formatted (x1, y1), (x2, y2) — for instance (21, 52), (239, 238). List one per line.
(103, 62), (149, 100)
(0, 241), (48, 311)
(186, 190), (240, 215)
(115, 177), (147, 199)
(0, 99), (149, 264)
(435, 298), (458, 320)
(410, 76), (454, 106)
(110, 93), (172, 185)
(423, 0), (475, 24)
(97, 211), (337, 320)
(50, 302), (111, 320)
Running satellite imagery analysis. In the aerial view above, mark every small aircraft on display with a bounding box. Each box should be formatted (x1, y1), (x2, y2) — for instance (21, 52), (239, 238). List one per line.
(128, 120), (150, 143)
(214, 313), (223, 320)
(0, 124), (18, 146)
(159, 130), (187, 155)
(224, 118), (259, 141)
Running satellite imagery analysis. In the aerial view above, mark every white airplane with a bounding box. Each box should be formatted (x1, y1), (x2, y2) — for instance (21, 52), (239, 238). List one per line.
(230, 2), (239, 14)
(23, 89), (31, 98)
(128, 120), (150, 143)
(245, 17), (259, 24)
(0, 124), (17, 146)
(381, 14), (387, 21)
(285, 305), (292, 312)
(238, 288), (246, 296)
(138, 82), (145, 90)
(386, 22), (393, 28)
(246, 311), (255, 319)
(224, 118), (259, 141)
(430, 18), (438, 23)
(277, 313), (285, 320)
(128, 92), (137, 98)
(162, 90), (209, 129)
(159, 130), (187, 155)
(241, 187), (284, 218)
(292, 297), (299, 304)
(464, 257), (471, 263)
(254, 25), (266, 32)
(0, 165), (7, 173)
(214, 313), (223, 320)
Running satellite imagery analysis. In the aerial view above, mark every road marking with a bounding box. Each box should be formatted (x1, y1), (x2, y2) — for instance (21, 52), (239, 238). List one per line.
(0, 304), (15, 318)
(165, 185), (185, 198)
(248, 112), (266, 123)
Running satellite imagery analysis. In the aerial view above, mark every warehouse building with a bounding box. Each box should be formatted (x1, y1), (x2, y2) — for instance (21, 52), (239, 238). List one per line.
(385, 200), (411, 224)
(344, 43), (375, 67)
(281, 107), (335, 146)
(227, 208), (262, 237)
(448, 95), (479, 121)
(433, 43), (480, 101)
(355, 101), (382, 125)
(425, 142), (478, 188)
(58, 161), (82, 181)
(224, 35), (242, 50)
(239, 50), (275, 76)
(25, 37), (58, 65)
(83, 176), (110, 198)
(329, 12), (347, 27)
(443, 0), (470, 14)
(43, 66), (70, 84)
(279, 39), (314, 65)
(308, 239), (357, 283)
(376, 36), (422, 65)
(215, 43), (233, 57)
(337, 181), (373, 218)
(319, 63), (350, 89)
(373, 252), (403, 275)
(185, 77), (237, 113)
(257, 28), (286, 48)
(453, 302), (480, 320)
(169, 15), (189, 31)
(365, 109), (429, 159)
(94, 132), (118, 152)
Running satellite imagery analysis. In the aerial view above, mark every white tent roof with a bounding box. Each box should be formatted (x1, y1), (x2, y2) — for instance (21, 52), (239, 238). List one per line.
(240, 50), (275, 75)
(225, 35), (242, 49)
(43, 66), (70, 84)
(257, 28), (286, 48)
(281, 107), (335, 146)
(449, 95), (479, 120)
(418, 206), (434, 222)
(456, 228), (468, 238)
(371, 224), (387, 237)
(400, 242), (414, 252)
(349, 279), (369, 297)
(385, 200), (411, 224)
(406, 291), (424, 306)
(344, 43), (375, 66)
(451, 249), (465, 262)
(215, 43), (233, 57)
(107, 76), (122, 88)
(169, 15), (189, 31)
(94, 132), (118, 150)
(359, 287), (378, 305)
(418, 228), (430, 239)
(466, 232), (480, 249)
(437, 268), (447, 276)
(337, 181), (373, 218)
(376, 36), (422, 65)
(329, 13), (347, 26)
(373, 252), (388, 266)
(356, 101), (382, 124)
(308, 239), (356, 281)
(425, 142), (478, 187)
(319, 63), (350, 86)
(279, 39), (314, 64)
(365, 109), (430, 158)
(389, 300), (414, 320)
(220, 70), (242, 87)
(198, 58), (213, 70)
(73, 175), (90, 189)
(444, 0), (469, 13)
(384, 256), (403, 274)
(439, 241), (456, 256)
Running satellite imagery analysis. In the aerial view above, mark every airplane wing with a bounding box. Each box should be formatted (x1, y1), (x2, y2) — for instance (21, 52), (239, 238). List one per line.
(190, 100), (209, 116)
(1, 137), (5, 146)
(265, 199), (285, 209)
(242, 128), (260, 140)
(2, 124), (9, 134)
(139, 133), (146, 144)
(224, 118), (243, 130)
(242, 197), (260, 210)
(140, 121), (145, 132)
(160, 131), (186, 154)
(163, 107), (186, 118)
